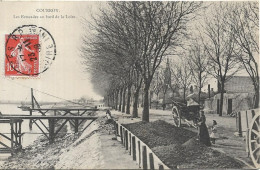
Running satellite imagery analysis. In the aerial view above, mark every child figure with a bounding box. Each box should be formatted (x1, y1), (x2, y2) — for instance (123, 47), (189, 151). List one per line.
(210, 120), (218, 144)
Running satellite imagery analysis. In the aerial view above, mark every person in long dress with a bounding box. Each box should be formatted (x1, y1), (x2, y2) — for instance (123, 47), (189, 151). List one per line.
(198, 110), (211, 146)
(210, 120), (218, 144)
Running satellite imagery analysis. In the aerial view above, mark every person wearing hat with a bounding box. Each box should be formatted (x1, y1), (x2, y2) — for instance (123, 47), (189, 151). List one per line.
(197, 110), (211, 146)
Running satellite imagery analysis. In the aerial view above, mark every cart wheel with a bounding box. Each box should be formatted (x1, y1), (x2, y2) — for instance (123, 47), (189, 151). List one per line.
(249, 113), (260, 168)
(172, 106), (181, 127)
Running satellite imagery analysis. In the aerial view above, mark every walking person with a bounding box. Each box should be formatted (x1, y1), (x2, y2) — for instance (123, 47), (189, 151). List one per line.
(197, 110), (211, 146)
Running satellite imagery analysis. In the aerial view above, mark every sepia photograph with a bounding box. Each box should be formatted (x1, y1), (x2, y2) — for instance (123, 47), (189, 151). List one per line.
(0, 1), (259, 169)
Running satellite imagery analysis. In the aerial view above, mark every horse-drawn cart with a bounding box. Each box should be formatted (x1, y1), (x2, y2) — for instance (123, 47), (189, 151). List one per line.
(237, 108), (259, 168)
(171, 101), (200, 128)
(247, 111), (260, 168)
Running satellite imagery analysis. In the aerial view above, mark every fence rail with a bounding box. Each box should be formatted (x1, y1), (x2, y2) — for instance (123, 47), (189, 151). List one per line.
(114, 121), (170, 170)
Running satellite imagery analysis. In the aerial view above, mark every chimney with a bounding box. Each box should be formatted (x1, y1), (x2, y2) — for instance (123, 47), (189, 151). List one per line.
(208, 84), (210, 98)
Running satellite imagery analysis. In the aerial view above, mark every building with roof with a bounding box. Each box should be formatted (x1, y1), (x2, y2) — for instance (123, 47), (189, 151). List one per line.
(204, 76), (256, 115)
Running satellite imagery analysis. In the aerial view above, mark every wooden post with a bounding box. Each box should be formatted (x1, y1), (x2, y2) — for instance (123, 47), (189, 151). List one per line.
(138, 141), (141, 168)
(18, 120), (22, 146)
(10, 121), (14, 155)
(123, 129), (125, 146)
(75, 119), (79, 133)
(142, 146), (147, 170)
(31, 88), (34, 109)
(120, 126), (123, 144)
(132, 136), (136, 161)
(48, 119), (55, 143)
(238, 112), (242, 137)
(125, 130), (128, 150)
(159, 164), (164, 170)
(29, 113), (33, 130)
(15, 122), (18, 145)
(116, 123), (119, 135)
(246, 128), (250, 157)
(129, 133), (131, 154)
(149, 153), (155, 170)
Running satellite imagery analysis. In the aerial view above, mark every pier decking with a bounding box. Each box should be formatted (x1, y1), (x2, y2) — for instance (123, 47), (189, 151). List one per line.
(1, 115), (98, 119)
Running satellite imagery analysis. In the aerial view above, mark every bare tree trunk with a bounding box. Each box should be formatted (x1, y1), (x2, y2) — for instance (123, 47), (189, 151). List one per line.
(133, 88), (140, 118)
(198, 88), (201, 105)
(110, 94), (112, 107)
(107, 95), (110, 107)
(137, 95), (139, 108)
(219, 82), (225, 116)
(133, 78), (143, 118)
(163, 92), (167, 110)
(141, 92), (144, 107)
(126, 84), (131, 114)
(115, 90), (119, 110)
(142, 83), (150, 122)
(122, 87), (126, 113)
(183, 88), (186, 103)
(163, 93), (166, 104)
(254, 84), (259, 108)
(119, 89), (123, 111)
(112, 93), (115, 109)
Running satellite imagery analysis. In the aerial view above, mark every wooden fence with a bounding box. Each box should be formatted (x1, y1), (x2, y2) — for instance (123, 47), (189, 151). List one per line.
(114, 121), (170, 170)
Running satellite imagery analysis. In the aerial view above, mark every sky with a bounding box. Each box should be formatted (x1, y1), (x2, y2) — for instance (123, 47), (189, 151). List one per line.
(0, 1), (104, 102)
(0, 1), (257, 102)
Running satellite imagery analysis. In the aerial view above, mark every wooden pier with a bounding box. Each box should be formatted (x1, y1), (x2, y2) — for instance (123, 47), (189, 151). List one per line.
(0, 88), (99, 155)
(0, 115), (98, 144)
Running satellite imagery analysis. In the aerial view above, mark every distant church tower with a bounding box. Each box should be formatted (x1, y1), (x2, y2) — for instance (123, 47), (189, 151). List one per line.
(164, 58), (171, 86)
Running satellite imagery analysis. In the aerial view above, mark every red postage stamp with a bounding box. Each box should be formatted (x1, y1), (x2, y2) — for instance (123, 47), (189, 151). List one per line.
(5, 34), (39, 76)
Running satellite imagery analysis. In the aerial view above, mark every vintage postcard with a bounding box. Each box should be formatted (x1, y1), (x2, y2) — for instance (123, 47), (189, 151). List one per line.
(0, 1), (259, 169)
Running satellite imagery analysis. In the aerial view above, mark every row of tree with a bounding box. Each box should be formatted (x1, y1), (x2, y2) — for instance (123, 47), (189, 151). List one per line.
(82, 2), (259, 121)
